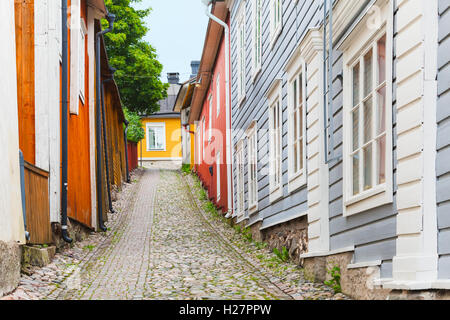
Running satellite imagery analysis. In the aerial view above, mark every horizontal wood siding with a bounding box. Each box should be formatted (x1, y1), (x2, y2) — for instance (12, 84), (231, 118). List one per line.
(230, 0), (321, 228)
(327, 2), (398, 273)
(24, 162), (52, 244)
(437, 0), (450, 279)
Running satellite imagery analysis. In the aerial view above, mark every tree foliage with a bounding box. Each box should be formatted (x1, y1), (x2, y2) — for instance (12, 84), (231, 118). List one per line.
(103, 0), (169, 114)
(124, 108), (145, 143)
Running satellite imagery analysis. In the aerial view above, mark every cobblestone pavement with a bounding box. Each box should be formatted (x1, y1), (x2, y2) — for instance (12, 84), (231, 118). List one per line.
(2, 167), (350, 300)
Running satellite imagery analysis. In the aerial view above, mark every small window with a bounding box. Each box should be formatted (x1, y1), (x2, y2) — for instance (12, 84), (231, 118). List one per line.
(267, 80), (283, 202)
(237, 3), (246, 103)
(252, 0), (262, 76)
(236, 141), (245, 216)
(270, 0), (282, 45)
(247, 121), (258, 213)
(78, 19), (87, 104)
(146, 123), (166, 151)
(202, 117), (206, 161)
(208, 95), (213, 142)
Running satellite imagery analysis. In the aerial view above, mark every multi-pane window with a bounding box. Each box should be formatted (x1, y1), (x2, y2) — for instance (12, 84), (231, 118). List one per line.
(289, 71), (306, 179)
(217, 151), (221, 201)
(252, 0), (262, 75)
(236, 142), (245, 216)
(267, 81), (283, 202)
(216, 74), (221, 117)
(247, 122), (258, 211)
(147, 123), (165, 151)
(202, 117), (206, 161)
(237, 5), (246, 102)
(270, 0), (282, 41)
(350, 33), (387, 197)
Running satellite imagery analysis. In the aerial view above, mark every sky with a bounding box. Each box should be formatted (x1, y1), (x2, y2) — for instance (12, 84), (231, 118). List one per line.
(133, 0), (210, 83)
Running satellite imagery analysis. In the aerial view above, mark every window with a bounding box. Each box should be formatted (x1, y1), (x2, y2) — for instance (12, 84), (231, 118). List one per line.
(217, 151), (221, 201)
(208, 95), (212, 142)
(246, 121), (258, 213)
(287, 62), (307, 192)
(216, 74), (221, 117)
(341, 1), (393, 216)
(202, 117), (206, 161)
(267, 79), (283, 202)
(146, 123), (166, 151)
(270, 0), (282, 45)
(237, 3), (246, 103)
(78, 19), (87, 104)
(236, 141), (245, 216)
(252, 0), (262, 77)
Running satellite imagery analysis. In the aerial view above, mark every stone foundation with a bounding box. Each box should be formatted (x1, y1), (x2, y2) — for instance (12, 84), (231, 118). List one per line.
(248, 221), (263, 243)
(259, 217), (308, 266)
(22, 245), (56, 267)
(304, 252), (392, 300)
(51, 218), (93, 251)
(0, 241), (21, 297)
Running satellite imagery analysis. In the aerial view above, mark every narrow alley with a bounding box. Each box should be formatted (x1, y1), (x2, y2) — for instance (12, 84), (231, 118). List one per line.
(3, 167), (347, 300)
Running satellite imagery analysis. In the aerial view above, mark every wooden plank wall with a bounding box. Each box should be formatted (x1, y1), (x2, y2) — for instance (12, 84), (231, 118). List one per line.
(437, 0), (450, 279)
(15, 0), (36, 164)
(24, 162), (52, 244)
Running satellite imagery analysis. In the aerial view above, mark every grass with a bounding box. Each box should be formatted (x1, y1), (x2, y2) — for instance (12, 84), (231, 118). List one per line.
(83, 245), (95, 251)
(181, 164), (191, 175)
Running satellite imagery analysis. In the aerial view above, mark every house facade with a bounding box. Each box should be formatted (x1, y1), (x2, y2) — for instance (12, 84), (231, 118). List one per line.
(191, 2), (232, 214)
(228, 0), (450, 298)
(138, 73), (182, 164)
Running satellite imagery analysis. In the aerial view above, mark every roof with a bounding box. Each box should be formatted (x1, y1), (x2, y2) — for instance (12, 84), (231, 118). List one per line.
(188, 2), (229, 125)
(173, 77), (196, 112)
(87, 0), (108, 16)
(141, 83), (181, 119)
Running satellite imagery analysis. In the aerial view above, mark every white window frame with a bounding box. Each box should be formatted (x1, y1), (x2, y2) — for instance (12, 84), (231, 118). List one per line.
(267, 79), (283, 203)
(208, 94), (213, 142)
(216, 74), (221, 117)
(246, 121), (258, 214)
(237, 2), (246, 105)
(269, 0), (282, 48)
(78, 18), (87, 104)
(197, 124), (201, 165)
(235, 140), (245, 217)
(217, 151), (221, 201)
(146, 122), (166, 152)
(286, 58), (307, 193)
(340, 0), (393, 217)
(252, 0), (262, 79)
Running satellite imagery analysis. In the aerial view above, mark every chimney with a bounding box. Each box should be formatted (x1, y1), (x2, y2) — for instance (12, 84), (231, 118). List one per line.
(190, 61), (200, 78)
(167, 72), (180, 84)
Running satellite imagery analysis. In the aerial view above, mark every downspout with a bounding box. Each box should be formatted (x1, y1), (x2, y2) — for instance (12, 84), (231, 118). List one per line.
(95, 12), (116, 232)
(203, 1), (233, 218)
(19, 150), (30, 241)
(101, 75), (116, 213)
(61, 0), (72, 243)
(124, 119), (130, 183)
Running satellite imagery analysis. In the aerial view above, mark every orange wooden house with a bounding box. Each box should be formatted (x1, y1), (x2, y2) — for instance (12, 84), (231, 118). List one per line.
(13, 0), (127, 245)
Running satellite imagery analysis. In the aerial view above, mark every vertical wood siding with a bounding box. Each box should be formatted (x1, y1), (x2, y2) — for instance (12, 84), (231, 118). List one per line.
(327, 2), (398, 274)
(15, 0), (36, 164)
(437, 0), (450, 279)
(230, 0), (321, 228)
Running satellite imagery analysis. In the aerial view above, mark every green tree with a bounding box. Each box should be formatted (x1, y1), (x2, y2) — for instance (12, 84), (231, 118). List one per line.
(103, 0), (169, 115)
(124, 108), (145, 143)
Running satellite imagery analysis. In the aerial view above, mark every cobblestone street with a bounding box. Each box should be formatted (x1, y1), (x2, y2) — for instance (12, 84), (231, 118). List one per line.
(3, 168), (349, 300)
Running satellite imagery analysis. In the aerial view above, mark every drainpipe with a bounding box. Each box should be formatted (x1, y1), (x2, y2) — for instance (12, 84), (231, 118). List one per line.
(101, 75), (116, 213)
(124, 119), (130, 183)
(95, 12), (116, 232)
(61, 0), (72, 243)
(203, 0), (233, 218)
(19, 150), (30, 241)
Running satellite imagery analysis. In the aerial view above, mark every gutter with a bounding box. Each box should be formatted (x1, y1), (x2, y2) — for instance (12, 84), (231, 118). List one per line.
(203, 1), (234, 218)
(95, 12), (116, 232)
(61, 0), (73, 243)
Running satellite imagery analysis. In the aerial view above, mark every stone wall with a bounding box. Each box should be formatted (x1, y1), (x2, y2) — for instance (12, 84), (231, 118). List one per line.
(259, 217), (308, 266)
(0, 241), (21, 297)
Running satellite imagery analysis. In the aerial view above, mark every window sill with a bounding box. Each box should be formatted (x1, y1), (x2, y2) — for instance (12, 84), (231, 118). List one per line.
(343, 183), (393, 217)
(270, 26), (282, 50)
(288, 171), (306, 193)
(238, 95), (246, 107)
(252, 67), (261, 83)
(269, 185), (283, 203)
(248, 203), (258, 215)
